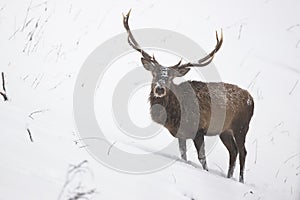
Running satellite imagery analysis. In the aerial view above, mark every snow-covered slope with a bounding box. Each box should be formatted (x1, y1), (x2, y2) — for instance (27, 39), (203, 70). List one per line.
(0, 0), (299, 199)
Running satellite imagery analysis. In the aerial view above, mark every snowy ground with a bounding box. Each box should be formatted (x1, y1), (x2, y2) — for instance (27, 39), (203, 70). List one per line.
(0, 0), (300, 199)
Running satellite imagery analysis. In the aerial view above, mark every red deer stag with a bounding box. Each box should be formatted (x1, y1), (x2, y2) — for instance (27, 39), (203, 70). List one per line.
(123, 10), (254, 183)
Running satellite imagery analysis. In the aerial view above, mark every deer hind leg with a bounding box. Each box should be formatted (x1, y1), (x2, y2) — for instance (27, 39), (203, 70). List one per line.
(220, 130), (238, 179)
(178, 138), (187, 161)
(193, 134), (208, 171)
(233, 126), (249, 183)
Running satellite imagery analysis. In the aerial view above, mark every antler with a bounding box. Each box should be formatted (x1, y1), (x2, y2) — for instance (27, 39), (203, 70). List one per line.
(123, 9), (222, 68)
(175, 30), (223, 69)
(123, 9), (159, 64)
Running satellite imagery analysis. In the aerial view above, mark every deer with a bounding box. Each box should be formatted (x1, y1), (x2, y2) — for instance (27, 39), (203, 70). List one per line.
(123, 10), (254, 183)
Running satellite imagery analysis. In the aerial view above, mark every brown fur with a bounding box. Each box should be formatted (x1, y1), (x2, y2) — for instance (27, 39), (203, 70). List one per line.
(149, 80), (254, 183)
(150, 81), (254, 137)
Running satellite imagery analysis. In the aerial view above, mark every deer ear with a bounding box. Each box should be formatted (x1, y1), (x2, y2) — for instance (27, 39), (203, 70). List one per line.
(175, 68), (190, 77)
(141, 58), (155, 71)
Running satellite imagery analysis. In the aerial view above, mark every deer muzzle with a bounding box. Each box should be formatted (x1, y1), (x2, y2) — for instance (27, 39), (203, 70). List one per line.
(154, 85), (166, 98)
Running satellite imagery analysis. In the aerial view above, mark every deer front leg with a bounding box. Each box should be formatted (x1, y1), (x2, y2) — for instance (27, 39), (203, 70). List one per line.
(193, 134), (208, 171)
(178, 138), (187, 161)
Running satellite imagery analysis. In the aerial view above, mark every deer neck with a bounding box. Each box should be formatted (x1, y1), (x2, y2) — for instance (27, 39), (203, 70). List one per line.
(149, 83), (180, 130)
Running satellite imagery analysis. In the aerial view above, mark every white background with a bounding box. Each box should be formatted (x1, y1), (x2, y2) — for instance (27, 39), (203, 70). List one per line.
(0, 0), (299, 199)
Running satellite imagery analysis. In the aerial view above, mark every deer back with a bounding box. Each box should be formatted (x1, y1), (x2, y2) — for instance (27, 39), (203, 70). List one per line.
(188, 81), (254, 136)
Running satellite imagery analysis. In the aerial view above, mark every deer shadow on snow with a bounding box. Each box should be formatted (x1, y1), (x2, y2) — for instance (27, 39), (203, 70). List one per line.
(131, 140), (228, 180)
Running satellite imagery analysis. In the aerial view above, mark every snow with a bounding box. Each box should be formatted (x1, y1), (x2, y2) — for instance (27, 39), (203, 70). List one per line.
(0, 0), (300, 199)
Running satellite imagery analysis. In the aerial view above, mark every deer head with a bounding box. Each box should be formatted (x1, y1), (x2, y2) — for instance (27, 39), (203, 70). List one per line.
(123, 9), (223, 98)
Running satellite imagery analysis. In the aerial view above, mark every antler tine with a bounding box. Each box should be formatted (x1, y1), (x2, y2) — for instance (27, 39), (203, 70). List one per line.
(179, 30), (223, 68)
(123, 9), (157, 62)
(171, 59), (182, 69)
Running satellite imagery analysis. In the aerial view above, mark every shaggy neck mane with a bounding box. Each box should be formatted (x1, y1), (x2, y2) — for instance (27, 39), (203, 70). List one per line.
(149, 83), (181, 135)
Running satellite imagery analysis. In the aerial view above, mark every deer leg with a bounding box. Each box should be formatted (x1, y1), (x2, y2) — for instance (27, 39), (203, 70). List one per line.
(234, 127), (248, 183)
(193, 134), (208, 171)
(220, 130), (238, 179)
(178, 138), (187, 161)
